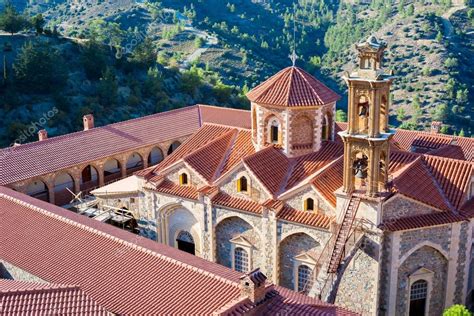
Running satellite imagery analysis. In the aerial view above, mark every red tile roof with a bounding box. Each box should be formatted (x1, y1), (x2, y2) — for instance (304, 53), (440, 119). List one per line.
(184, 130), (237, 182)
(392, 157), (452, 211)
(286, 141), (344, 190)
(198, 104), (252, 129)
(335, 122), (473, 162)
(246, 66), (340, 107)
(422, 155), (473, 209)
(1, 187), (350, 315)
(212, 192), (263, 214)
(243, 146), (291, 196)
(277, 205), (333, 229)
(0, 105), (250, 186)
(153, 179), (199, 200)
(381, 210), (466, 231)
(0, 280), (110, 315)
(312, 157), (344, 207)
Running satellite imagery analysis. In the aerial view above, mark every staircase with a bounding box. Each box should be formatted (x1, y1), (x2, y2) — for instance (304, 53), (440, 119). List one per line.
(327, 195), (361, 273)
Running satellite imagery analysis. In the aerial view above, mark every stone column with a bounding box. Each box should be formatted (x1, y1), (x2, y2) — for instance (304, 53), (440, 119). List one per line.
(96, 162), (105, 187)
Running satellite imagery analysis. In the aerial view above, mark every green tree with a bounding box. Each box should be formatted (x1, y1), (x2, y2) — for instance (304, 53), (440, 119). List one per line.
(433, 103), (449, 121)
(406, 4), (414, 16)
(98, 66), (118, 106)
(129, 37), (156, 69)
(336, 109), (347, 122)
(443, 305), (471, 316)
(81, 40), (107, 80)
(459, 129), (465, 137)
(0, 3), (29, 35)
(194, 36), (204, 48)
(13, 41), (66, 92)
(436, 31), (443, 42)
(31, 14), (45, 35)
(396, 107), (406, 122)
(444, 57), (458, 70)
(180, 65), (204, 97)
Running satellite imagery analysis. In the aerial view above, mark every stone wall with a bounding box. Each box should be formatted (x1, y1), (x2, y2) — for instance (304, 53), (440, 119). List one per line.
(0, 260), (48, 283)
(396, 245), (448, 316)
(399, 225), (451, 258)
(215, 216), (261, 271)
(335, 235), (380, 315)
(285, 186), (334, 215)
(219, 166), (269, 203)
(382, 195), (436, 222)
(278, 232), (320, 289)
(455, 222), (469, 303)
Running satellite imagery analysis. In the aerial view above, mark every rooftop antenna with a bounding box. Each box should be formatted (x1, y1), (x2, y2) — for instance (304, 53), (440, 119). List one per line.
(289, 4), (298, 66)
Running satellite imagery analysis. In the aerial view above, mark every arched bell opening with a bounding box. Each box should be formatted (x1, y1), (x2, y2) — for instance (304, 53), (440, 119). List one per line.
(357, 95), (369, 134)
(352, 152), (369, 192)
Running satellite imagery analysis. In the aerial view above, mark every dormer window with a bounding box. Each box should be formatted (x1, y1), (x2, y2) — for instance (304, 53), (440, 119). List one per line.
(179, 173), (188, 185)
(304, 198), (314, 211)
(237, 176), (248, 193)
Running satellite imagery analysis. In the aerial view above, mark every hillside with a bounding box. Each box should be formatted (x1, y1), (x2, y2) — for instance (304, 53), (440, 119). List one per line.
(1, 0), (472, 143)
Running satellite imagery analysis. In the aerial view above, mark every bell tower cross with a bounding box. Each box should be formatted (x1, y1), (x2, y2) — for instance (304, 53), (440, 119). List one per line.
(340, 36), (395, 197)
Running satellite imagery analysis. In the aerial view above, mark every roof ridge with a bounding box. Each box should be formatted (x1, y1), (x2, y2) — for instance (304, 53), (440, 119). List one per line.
(197, 104), (251, 114)
(0, 192), (239, 288)
(2, 105), (199, 152)
(212, 130), (240, 181)
(183, 129), (237, 182)
(294, 67), (324, 105)
(419, 158), (455, 212)
(0, 283), (81, 294)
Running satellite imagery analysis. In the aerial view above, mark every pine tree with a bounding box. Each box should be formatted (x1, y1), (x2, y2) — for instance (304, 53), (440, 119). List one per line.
(0, 3), (29, 35)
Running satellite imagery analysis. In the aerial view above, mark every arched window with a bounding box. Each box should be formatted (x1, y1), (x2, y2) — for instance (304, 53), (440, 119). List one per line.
(304, 198), (315, 211)
(409, 280), (428, 316)
(179, 173), (188, 185)
(321, 115), (328, 141)
(234, 247), (249, 273)
(237, 176), (248, 193)
(297, 264), (312, 292)
(271, 123), (279, 143)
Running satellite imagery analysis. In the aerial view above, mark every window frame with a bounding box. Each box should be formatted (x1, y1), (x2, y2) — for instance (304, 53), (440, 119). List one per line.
(234, 247), (249, 273)
(179, 172), (189, 186)
(406, 268), (434, 316)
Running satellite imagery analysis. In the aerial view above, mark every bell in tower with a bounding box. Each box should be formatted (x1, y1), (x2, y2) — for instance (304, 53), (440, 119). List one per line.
(339, 35), (395, 197)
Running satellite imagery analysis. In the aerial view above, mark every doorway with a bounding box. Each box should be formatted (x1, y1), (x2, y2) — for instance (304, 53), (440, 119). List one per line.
(176, 231), (195, 255)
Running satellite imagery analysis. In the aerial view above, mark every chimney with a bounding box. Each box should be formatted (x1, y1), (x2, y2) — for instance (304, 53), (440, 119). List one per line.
(239, 268), (271, 304)
(431, 121), (442, 134)
(38, 129), (48, 141)
(83, 114), (94, 131)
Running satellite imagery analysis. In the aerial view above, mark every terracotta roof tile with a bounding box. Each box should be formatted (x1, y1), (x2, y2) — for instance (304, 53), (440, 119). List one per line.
(153, 179), (199, 200)
(312, 157), (344, 207)
(155, 124), (235, 172)
(243, 146), (291, 196)
(212, 192), (262, 214)
(246, 66), (340, 107)
(220, 129), (256, 176)
(286, 142), (344, 190)
(0, 280), (110, 315)
(0, 105), (250, 186)
(277, 205), (332, 229)
(381, 211), (466, 231)
(198, 104), (252, 129)
(184, 130), (237, 182)
(392, 157), (452, 211)
(0, 187), (245, 315)
(422, 155), (473, 209)
(461, 198), (474, 217)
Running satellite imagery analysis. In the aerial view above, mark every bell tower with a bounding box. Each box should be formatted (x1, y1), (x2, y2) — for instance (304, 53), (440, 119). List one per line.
(340, 36), (395, 197)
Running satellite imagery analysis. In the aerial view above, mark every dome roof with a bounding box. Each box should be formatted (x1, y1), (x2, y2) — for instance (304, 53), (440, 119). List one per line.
(246, 66), (340, 107)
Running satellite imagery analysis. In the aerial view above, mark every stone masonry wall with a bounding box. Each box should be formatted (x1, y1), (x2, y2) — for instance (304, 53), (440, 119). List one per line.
(396, 246), (448, 316)
(0, 260), (48, 283)
(335, 235), (380, 315)
(215, 216), (261, 271)
(399, 225), (451, 258)
(382, 195), (436, 222)
(285, 186), (334, 215)
(278, 232), (320, 289)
